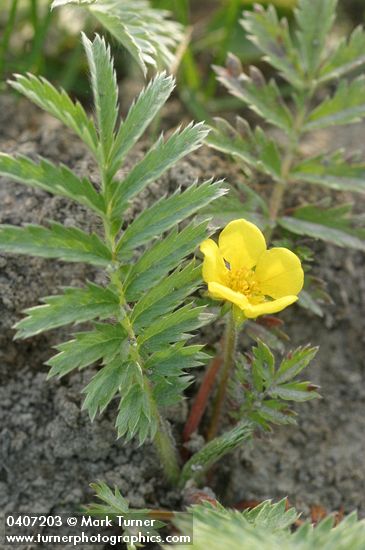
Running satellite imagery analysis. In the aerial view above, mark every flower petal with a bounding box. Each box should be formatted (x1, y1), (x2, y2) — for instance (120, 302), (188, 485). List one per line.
(200, 239), (227, 284)
(254, 247), (304, 298)
(243, 295), (299, 319)
(208, 282), (249, 309)
(218, 219), (266, 270)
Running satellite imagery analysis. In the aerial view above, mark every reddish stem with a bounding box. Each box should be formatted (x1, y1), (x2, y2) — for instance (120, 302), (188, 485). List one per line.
(182, 350), (224, 451)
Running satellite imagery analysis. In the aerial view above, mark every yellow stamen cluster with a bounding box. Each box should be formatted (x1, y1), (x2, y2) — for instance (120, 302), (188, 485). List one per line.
(226, 267), (261, 299)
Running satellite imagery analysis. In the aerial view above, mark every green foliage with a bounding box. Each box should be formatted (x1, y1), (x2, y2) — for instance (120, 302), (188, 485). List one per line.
(0, 34), (223, 446)
(108, 72), (175, 177)
(231, 341), (320, 430)
(51, 0), (184, 76)
(179, 421), (253, 487)
(170, 500), (365, 550)
(8, 74), (98, 153)
(82, 33), (118, 160)
(84, 482), (165, 540)
(0, 223), (112, 265)
(279, 204), (365, 251)
(0, 154), (104, 213)
(208, 0), (365, 253)
(14, 283), (119, 339)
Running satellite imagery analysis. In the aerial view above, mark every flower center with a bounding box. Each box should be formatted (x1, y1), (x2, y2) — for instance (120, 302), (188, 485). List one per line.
(226, 266), (262, 300)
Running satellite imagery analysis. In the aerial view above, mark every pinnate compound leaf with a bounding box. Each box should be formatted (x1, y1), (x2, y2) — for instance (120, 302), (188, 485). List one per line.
(295, 0), (337, 76)
(82, 33), (118, 159)
(241, 6), (303, 88)
(0, 154), (105, 213)
(47, 323), (127, 378)
(292, 152), (365, 194)
(117, 180), (225, 257)
(14, 283), (119, 339)
(305, 77), (365, 131)
(123, 221), (208, 301)
(319, 26), (365, 83)
(108, 72), (175, 176)
(8, 74), (98, 154)
(0, 223), (112, 265)
(110, 122), (209, 218)
(214, 60), (292, 133)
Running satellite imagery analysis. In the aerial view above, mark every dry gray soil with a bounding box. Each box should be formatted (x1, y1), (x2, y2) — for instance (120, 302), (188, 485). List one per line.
(0, 94), (364, 544)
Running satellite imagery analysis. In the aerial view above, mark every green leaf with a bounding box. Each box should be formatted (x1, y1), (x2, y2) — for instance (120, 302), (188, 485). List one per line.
(82, 358), (127, 420)
(0, 223), (112, 265)
(117, 180), (225, 257)
(131, 262), (201, 330)
(298, 290), (324, 318)
(0, 154), (105, 213)
(85, 481), (131, 516)
(51, 0), (94, 7)
(172, 502), (365, 550)
(8, 74), (98, 154)
(241, 6), (303, 88)
(88, 0), (184, 76)
(319, 26), (365, 83)
(108, 72), (175, 177)
(138, 304), (210, 353)
(295, 0), (337, 76)
(214, 60), (293, 133)
(82, 33), (118, 159)
(276, 346), (318, 384)
(116, 375), (157, 443)
(279, 210), (365, 251)
(270, 381), (320, 402)
(179, 421), (253, 487)
(258, 402), (297, 425)
(200, 179), (269, 229)
(110, 122), (209, 218)
(14, 283), (119, 339)
(145, 343), (208, 376)
(207, 118), (282, 181)
(305, 77), (365, 131)
(47, 322), (127, 378)
(124, 221), (208, 301)
(253, 339), (275, 384)
(152, 373), (192, 407)
(292, 152), (365, 194)
(242, 498), (298, 531)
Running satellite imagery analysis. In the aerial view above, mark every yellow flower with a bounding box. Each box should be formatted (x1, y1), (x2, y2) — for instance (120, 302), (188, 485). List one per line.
(200, 219), (304, 319)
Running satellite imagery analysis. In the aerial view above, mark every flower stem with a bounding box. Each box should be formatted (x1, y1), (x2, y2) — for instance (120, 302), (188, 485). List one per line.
(206, 308), (237, 441)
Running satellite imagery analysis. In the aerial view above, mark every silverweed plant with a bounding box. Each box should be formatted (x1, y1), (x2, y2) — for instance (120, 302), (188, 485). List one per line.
(207, 0), (365, 263)
(0, 30), (320, 490)
(0, 32), (225, 484)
